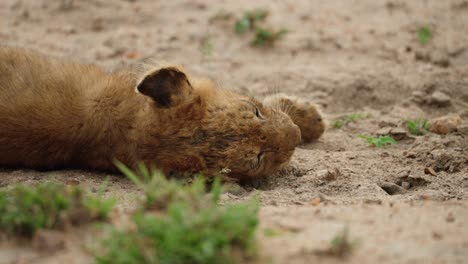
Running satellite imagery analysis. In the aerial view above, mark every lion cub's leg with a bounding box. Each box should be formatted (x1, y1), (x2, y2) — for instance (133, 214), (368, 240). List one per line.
(263, 94), (325, 143)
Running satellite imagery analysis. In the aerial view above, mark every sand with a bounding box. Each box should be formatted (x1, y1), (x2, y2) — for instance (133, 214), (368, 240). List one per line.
(0, 0), (467, 263)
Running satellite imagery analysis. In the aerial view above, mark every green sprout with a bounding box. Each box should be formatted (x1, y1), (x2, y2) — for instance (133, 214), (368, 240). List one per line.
(233, 9), (288, 47)
(329, 227), (357, 258)
(359, 135), (397, 148)
(418, 26), (432, 44)
(331, 113), (371, 129)
(200, 35), (214, 57)
(251, 27), (288, 46)
(405, 119), (431, 135)
(234, 9), (269, 34)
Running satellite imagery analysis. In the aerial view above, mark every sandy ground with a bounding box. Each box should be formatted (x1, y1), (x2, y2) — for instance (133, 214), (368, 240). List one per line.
(1, 0), (468, 263)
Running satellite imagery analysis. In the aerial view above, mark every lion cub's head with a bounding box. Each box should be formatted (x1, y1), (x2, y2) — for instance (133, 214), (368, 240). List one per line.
(134, 66), (301, 179)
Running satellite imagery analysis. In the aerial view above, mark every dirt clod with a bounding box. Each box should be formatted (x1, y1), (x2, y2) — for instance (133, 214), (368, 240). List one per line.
(316, 169), (340, 181)
(424, 167), (437, 176)
(430, 114), (462, 135)
(401, 181), (411, 189)
(430, 91), (451, 107)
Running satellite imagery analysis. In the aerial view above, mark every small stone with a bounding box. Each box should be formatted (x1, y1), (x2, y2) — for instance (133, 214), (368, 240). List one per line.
(397, 170), (410, 178)
(389, 127), (410, 140)
(424, 167), (437, 176)
(376, 127), (392, 136)
(430, 114), (462, 135)
(315, 169), (340, 181)
(411, 90), (426, 104)
(401, 181), (411, 189)
(405, 152), (416, 158)
(430, 91), (451, 107)
(379, 181), (406, 195)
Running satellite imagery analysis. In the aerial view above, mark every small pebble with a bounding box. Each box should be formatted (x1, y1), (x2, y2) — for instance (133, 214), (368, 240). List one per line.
(401, 181), (411, 189)
(379, 182), (406, 195)
(430, 91), (451, 107)
(315, 168), (340, 181)
(424, 167), (437, 176)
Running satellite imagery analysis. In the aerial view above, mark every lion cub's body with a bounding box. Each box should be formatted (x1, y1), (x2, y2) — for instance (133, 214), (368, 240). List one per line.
(0, 47), (140, 170)
(0, 47), (324, 178)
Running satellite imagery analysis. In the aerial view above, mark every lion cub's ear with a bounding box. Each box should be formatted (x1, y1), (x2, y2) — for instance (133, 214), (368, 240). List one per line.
(136, 67), (193, 108)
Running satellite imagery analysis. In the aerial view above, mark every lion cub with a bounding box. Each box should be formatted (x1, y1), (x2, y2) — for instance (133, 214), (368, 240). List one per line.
(0, 47), (324, 179)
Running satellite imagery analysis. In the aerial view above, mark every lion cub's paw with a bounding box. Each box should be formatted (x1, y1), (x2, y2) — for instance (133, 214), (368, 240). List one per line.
(264, 94), (325, 143)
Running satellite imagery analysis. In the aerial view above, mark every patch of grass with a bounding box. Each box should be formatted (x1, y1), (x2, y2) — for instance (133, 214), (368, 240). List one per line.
(0, 181), (115, 236)
(359, 135), (397, 148)
(329, 227), (357, 258)
(251, 27), (288, 47)
(234, 9), (269, 34)
(200, 35), (213, 57)
(331, 113), (371, 129)
(233, 9), (287, 47)
(209, 10), (233, 23)
(405, 119), (431, 135)
(96, 162), (259, 264)
(263, 228), (284, 238)
(418, 26), (432, 44)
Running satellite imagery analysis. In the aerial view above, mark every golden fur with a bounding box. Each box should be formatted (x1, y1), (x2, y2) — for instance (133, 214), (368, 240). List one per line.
(0, 47), (324, 179)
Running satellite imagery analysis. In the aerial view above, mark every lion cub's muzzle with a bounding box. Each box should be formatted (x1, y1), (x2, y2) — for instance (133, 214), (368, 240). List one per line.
(267, 123), (301, 166)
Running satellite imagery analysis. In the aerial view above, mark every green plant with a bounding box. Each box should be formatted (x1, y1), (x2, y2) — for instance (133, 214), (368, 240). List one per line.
(0, 182), (115, 236)
(418, 26), (432, 44)
(251, 27), (288, 46)
(82, 180), (116, 220)
(405, 119), (431, 135)
(96, 163), (259, 264)
(331, 113), (371, 129)
(329, 227), (357, 258)
(263, 228), (284, 238)
(359, 135), (397, 148)
(234, 9), (269, 34)
(200, 35), (213, 57)
(233, 9), (287, 47)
